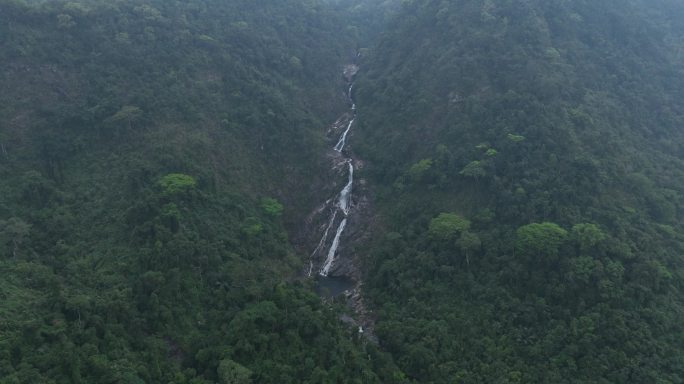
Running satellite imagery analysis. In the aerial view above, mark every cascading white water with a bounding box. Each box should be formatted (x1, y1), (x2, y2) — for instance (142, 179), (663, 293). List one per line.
(320, 218), (347, 276)
(308, 210), (338, 276)
(318, 161), (353, 276)
(309, 60), (359, 278)
(338, 161), (353, 215)
(334, 119), (354, 152)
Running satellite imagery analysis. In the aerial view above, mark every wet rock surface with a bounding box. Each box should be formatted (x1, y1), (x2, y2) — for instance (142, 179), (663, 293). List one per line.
(300, 55), (379, 342)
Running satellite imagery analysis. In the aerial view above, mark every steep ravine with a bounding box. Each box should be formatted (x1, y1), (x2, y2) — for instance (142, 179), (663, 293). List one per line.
(303, 56), (377, 341)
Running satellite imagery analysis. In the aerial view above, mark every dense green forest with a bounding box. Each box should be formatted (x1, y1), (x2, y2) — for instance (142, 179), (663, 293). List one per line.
(3, 0), (684, 383)
(355, 0), (684, 382)
(0, 0), (402, 382)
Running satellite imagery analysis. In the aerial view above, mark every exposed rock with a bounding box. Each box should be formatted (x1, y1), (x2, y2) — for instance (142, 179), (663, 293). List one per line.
(299, 60), (378, 343)
(343, 64), (359, 82)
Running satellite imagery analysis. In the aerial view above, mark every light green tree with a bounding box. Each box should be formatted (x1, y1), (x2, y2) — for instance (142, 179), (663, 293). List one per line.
(157, 173), (197, 197)
(515, 222), (568, 260)
(406, 158), (433, 182)
(459, 160), (486, 178)
(429, 213), (470, 241)
(218, 359), (252, 384)
(260, 198), (284, 217)
(571, 223), (606, 253)
(507, 133), (526, 142)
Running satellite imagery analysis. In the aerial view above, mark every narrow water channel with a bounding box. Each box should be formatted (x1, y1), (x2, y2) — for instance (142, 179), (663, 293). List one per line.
(308, 60), (359, 295)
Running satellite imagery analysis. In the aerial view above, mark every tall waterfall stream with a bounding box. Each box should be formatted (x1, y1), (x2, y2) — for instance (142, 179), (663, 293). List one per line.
(303, 57), (378, 342)
(308, 62), (359, 295)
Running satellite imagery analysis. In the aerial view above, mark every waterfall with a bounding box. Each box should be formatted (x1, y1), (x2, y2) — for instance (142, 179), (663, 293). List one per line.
(334, 119), (354, 152)
(309, 60), (359, 278)
(320, 218), (347, 276)
(338, 161), (353, 215)
(308, 210), (338, 277)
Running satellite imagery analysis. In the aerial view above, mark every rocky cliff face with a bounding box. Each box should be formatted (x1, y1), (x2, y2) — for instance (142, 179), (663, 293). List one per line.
(295, 55), (381, 340)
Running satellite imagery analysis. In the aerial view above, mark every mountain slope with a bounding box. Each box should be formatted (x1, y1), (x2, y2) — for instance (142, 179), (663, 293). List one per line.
(354, 0), (684, 382)
(0, 1), (402, 382)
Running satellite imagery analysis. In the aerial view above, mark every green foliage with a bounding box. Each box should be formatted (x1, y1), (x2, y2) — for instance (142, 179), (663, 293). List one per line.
(241, 218), (263, 237)
(108, 105), (142, 122)
(217, 359), (252, 384)
(571, 223), (606, 252)
(4, 0), (684, 382)
(406, 158), (433, 182)
(0, 218), (31, 258)
(457, 231), (481, 265)
(457, 231), (480, 252)
(260, 198), (283, 217)
(0, 1), (402, 382)
(157, 173), (197, 197)
(569, 255), (600, 284)
(428, 213), (470, 241)
(515, 222), (568, 258)
(506, 133), (526, 142)
(354, 1), (684, 381)
(459, 160), (486, 178)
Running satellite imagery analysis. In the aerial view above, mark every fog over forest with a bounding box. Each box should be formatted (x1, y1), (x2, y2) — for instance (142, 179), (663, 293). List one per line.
(1, 1), (684, 383)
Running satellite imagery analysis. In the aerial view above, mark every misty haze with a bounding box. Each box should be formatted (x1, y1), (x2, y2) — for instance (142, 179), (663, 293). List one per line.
(1, 0), (684, 383)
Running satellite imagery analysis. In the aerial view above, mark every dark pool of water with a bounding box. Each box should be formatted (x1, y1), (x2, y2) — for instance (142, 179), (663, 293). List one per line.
(315, 275), (355, 298)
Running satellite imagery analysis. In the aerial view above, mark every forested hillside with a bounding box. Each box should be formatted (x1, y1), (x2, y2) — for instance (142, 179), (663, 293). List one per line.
(354, 0), (684, 382)
(3, 0), (684, 383)
(327, 0), (399, 44)
(0, 0), (401, 382)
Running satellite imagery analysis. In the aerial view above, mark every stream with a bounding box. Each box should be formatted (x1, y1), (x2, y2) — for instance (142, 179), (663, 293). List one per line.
(308, 61), (359, 297)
